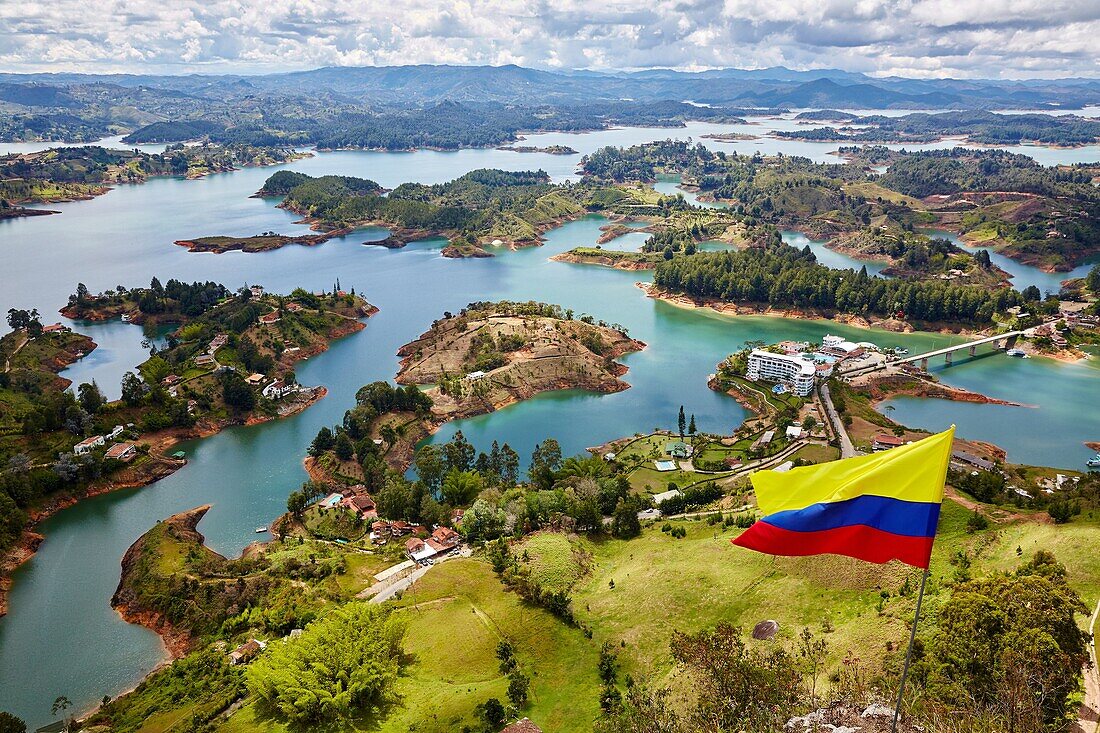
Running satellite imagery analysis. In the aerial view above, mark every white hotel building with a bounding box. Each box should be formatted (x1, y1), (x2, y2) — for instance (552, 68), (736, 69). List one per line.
(746, 349), (817, 396)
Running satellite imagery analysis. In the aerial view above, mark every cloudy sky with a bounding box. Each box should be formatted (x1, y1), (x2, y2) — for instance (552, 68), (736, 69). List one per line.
(2, 0), (1098, 79)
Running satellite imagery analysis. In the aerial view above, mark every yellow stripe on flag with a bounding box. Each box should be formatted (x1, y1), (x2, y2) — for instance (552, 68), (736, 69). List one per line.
(751, 426), (955, 515)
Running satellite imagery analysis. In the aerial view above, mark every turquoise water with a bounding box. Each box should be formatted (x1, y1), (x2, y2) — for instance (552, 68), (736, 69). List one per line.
(0, 123), (1097, 726)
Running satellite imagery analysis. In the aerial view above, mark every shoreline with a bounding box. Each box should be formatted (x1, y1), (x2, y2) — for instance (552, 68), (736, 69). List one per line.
(111, 505), (215, 660)
(0, 386), (329, 618)
(0, 308), (370, 617)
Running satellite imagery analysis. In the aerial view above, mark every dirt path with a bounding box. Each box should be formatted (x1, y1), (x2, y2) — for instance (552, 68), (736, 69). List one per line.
(943, 486), (1051, 524)
(1074, 599), (1100, 733)
(2, 332), (28, 373)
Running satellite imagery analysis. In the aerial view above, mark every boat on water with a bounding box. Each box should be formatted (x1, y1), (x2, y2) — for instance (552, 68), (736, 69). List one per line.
(1006, 348), (1027, 358)
(120, 313), (130, 322)
(1088, 455), (1100, 468)
(255, 527), (268, 533)
(893, 347), (909, 355)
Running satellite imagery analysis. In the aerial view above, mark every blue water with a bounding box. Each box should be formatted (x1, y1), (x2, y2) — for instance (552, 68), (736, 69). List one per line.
(0, 121), (1098, 726)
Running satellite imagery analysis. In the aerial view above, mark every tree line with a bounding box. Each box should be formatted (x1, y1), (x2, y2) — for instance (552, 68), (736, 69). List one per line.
(653, 245), (1024, 324)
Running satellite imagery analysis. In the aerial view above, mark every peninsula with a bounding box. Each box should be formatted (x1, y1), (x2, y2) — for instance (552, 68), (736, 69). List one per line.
(0, 144), (309, 215)
(0, 282), (377, 616)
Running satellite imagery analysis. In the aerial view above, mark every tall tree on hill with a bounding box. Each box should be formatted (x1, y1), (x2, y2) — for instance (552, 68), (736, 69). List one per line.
(688, 414), (696, 435)
(678, 405), (686, 437)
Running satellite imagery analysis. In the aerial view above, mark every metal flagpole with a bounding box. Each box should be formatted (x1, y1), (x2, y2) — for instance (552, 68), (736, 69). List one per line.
(892, 566), (930, 733)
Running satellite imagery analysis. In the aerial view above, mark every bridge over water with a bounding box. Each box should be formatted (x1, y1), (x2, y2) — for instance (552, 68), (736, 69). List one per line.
(838, 329), (1028, 377)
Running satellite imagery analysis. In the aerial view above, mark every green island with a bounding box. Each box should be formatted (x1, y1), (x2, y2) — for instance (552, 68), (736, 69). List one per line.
(310, 301), (644, 476)
(496, 145), (579, 155)
(782, 110), (1100, 147)
(0, 281), (376, 612)
(578, 140), (1100, 273)
(0, 144), (309, 216)
(73, 311), (1100, 733)
(177, 140), (1098, 281)
(191, 169), (656, 256)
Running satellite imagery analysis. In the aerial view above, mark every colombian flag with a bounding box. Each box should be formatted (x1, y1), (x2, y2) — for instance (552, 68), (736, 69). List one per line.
(733, 427), (954, 569)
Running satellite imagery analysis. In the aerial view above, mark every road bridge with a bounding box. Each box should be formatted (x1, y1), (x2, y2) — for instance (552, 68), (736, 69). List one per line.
(838, 329), (1028, 377)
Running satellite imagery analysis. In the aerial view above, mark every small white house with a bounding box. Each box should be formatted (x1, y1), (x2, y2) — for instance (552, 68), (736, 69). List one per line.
(73, 435), (105, 455)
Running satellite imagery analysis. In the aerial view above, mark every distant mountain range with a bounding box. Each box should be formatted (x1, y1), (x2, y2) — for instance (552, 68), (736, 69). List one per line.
(1, 64), (1099, 110)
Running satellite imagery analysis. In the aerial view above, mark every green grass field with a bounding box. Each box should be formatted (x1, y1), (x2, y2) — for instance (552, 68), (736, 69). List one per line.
(516, 532), (591, 595)
(201, 499), (1100, 733)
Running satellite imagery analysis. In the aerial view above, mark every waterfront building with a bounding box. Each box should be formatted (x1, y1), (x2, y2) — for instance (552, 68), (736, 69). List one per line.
(746, 349), (816, 396)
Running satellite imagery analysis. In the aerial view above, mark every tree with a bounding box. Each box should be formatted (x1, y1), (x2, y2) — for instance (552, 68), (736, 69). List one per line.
(1021, 284), (1042, 302)
(309, 426), (335, 456)
(0, 712), (26, 733)
(246, 603), (406, 724)
(1086, 263), (1100, 294)
(507, 670), (530, 708)
(479, 698), (506, 730)
(567, 478), (604, 531)
(286, 491), (308, 517)
(923, 552), (1089, 731)
(443, 431), (475, 472)
(333, 432), (354, 461)
(530, 438), (562, 490)
(499, 443), (520, 486)
(221, 372), (255, 411)
(669, 622), (802, 731)
(120, 371), (146, 406)
(612, 497), (642, 539)
(460, 499), (507, 542)
(50, 696), (71, 719)
(797, 627), (828, 703)
(441, 469), (482, 507)
(677, 405), (686, 437)
(77, 381), (105, 414)
(687, 414), (696, 435)
(413, 444), (446, 492)
(595, 684), (683, 733)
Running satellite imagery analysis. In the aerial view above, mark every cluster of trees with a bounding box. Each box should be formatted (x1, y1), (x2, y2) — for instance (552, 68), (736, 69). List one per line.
(786, 112), (1100, 147)
(655, 481), (723, 515)
(186, 100), (739, 151)
(67, 278), (230, 318)
(0, 359), (196, 552)
(916, 552), (1090, 731)
(275, 167), (580, 239)
(0, 144), (300, 189)
(878, 147), (1100, 199)
(246, 603), (407, 724)
(654, 245), (1022, 324)
(5, 308), (42, 334)
(582, 140), (733, 182)
(596, 622), (806, 733)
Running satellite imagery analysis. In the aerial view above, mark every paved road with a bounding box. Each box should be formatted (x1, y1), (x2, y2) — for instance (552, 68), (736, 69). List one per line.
(819, 384), (856, 458)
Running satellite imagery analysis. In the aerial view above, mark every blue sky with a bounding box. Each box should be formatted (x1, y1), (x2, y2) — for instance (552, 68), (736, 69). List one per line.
(2, 0), (1098, 78)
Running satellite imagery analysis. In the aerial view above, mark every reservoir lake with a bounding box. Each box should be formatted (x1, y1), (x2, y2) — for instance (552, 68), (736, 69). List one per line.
(0, 116), (1098, 726)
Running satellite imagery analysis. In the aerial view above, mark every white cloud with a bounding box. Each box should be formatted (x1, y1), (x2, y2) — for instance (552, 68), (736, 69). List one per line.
(0, 0), (1097, 77)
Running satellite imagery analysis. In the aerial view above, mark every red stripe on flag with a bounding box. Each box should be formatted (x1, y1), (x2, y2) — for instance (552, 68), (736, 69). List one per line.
(731, 520), (935, 569)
